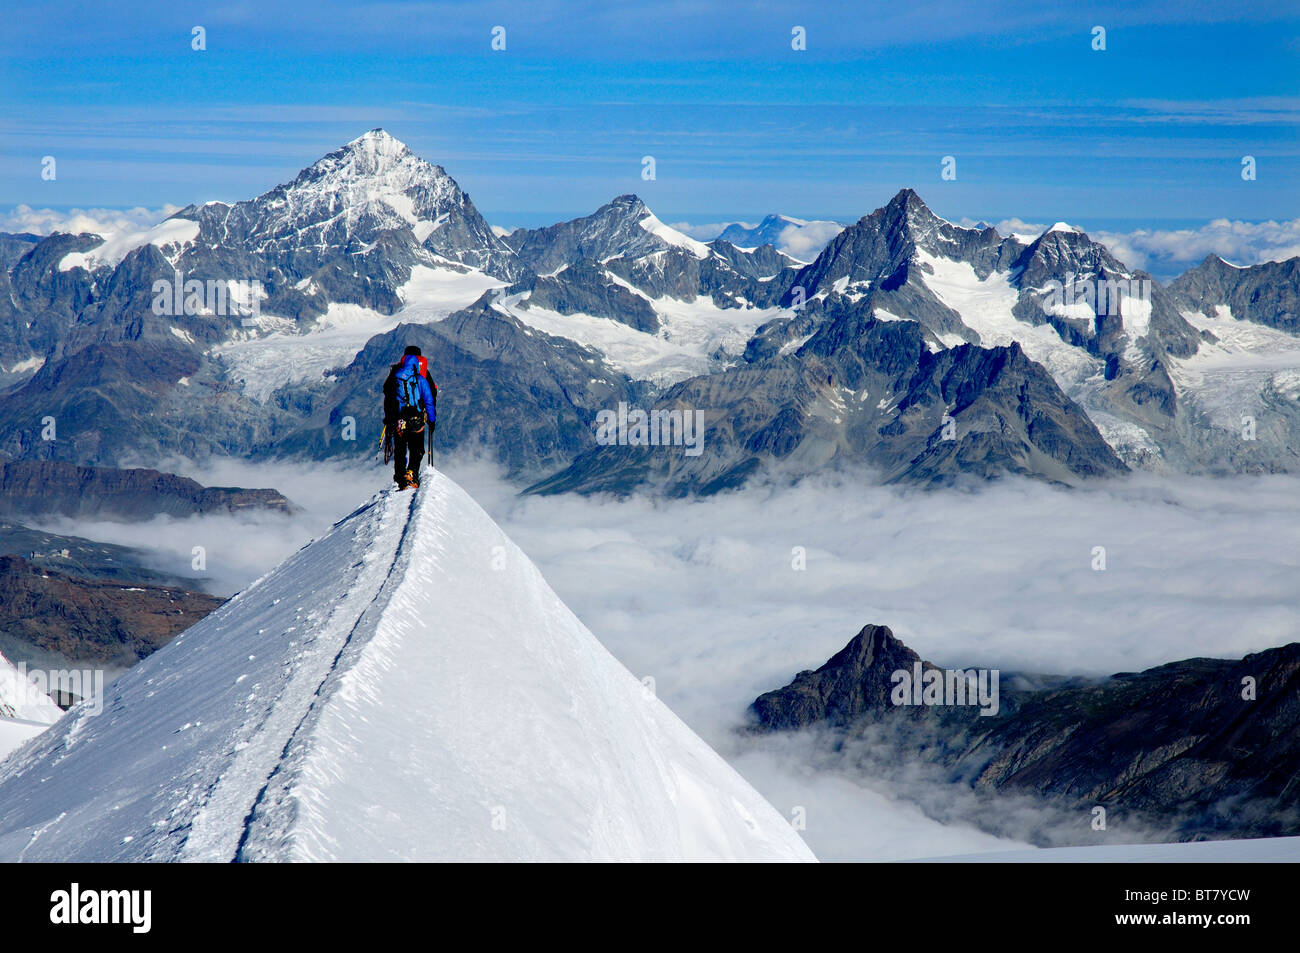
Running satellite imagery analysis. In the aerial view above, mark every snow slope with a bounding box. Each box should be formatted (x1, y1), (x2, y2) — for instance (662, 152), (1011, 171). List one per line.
(497, 288), (782, 386)
(0, 471), (814, 862)
(0, 718), (53, 762)
(1170, 306), (1300, 428)
(57, 217), (200, 273)
(914, 248), (1104, 390)
(637, 211), (710, 259)
(214, 264), (503, 402)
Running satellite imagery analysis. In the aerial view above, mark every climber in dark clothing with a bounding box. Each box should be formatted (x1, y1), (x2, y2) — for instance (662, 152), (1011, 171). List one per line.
(382, 345), (436, 490)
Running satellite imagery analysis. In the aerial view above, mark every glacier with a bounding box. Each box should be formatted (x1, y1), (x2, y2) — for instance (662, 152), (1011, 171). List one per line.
(0, 471), (815, 862)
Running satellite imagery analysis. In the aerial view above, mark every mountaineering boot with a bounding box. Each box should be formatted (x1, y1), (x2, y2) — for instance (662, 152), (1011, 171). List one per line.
(406, 469), (419, 490)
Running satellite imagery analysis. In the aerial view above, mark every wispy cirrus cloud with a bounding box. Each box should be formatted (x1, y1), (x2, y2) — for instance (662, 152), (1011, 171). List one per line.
(1120, 96), (1300, 124)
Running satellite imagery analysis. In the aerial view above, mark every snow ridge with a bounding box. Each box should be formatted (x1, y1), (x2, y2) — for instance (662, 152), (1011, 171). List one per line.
(0, 472), (813, 863)
(232, 489), (422, 861)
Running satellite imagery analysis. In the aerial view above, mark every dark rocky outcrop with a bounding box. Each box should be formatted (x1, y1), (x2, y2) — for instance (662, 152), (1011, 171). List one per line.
(752, 624), (939, 729)
(752, 623), (1300, 840)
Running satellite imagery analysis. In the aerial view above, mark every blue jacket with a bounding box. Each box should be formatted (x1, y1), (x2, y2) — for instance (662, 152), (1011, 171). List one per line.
(394, 354), (436, 422)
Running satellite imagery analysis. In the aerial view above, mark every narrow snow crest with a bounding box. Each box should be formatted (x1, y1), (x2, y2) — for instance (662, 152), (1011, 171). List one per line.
(638, 212), (711, 259)
(0, 473), (813, 863)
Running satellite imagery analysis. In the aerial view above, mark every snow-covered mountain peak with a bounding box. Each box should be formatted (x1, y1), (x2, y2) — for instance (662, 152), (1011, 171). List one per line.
(271, 130), (462, 232)
(714, 213), (845, 260)
(585, 193), (707, 257)
(502, 193), (715, 272)
(1031, 222), (1090, 245)
(164, 130), (521, 284)
(0, 472), (815, 862)
(347, 126), (406, 153)
(323, 128), (444, 190)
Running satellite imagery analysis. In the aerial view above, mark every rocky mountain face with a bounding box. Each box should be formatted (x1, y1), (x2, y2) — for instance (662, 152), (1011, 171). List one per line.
(275, 292), (645, 480)
(0, 458), (290, 520)
(1170, 255), (1300, 333)
(744, 193), (1209, 467)
(503, 194), (795, 314)
(0, 233), (41, 269)
(509, 259), (661, 332)
(504, 194), (697, 274)
(752, 624), (1300, 841)
(2, 130), (1297, 496)
(530, 297), (1126, 495)
(752, 624), (937, 729)
(0, 555), (223, 669)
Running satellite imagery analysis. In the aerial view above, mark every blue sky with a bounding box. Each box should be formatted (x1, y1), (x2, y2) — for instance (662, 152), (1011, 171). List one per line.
(1, 0), (1296, 234)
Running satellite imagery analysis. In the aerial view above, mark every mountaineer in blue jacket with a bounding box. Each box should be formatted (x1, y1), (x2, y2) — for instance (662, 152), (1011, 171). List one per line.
(383, 345), (437, 490)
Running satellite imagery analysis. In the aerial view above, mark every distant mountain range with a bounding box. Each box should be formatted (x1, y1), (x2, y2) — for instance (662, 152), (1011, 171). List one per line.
(714, 214), (846, 261)
(0, 457), (290, 521)
(3, 128), (1298, 499)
